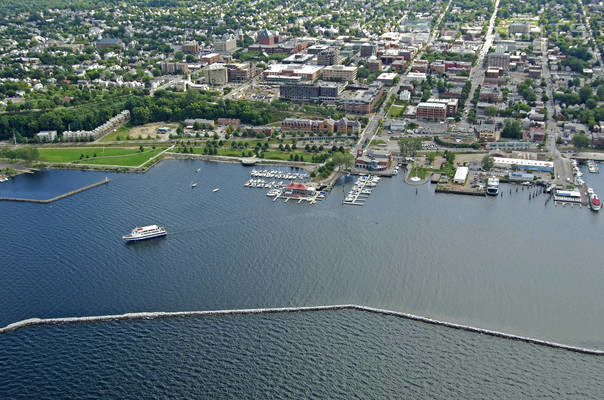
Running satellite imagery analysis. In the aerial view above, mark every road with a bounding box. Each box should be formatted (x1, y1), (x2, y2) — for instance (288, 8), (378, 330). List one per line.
(356, 0), (454, 152)
(580, 0), (603, 78)
(540, 38), (572, 184)
(462, 0), (500, 118)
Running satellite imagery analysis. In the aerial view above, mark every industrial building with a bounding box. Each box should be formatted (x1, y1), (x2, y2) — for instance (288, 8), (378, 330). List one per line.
(493, 157), (554, 172)
(453, 167), (469, 184)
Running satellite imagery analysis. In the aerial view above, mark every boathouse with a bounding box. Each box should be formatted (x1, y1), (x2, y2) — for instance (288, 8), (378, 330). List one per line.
(283, 182), (315, 197)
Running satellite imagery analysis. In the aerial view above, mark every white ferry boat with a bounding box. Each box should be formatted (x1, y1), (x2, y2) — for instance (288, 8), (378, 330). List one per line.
(123, 225), (167, 241)
(486, 177), (499, 196)
(590, 194), (601, 212)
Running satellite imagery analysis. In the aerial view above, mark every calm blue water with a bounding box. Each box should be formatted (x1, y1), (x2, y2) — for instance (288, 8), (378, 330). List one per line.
(2, 160), (604, 396)
(1, 310), (603, 399)
(1, 159), (604, 347)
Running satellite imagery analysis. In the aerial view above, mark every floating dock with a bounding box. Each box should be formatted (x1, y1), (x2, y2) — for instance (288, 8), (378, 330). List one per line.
(0, 178), (110, 204)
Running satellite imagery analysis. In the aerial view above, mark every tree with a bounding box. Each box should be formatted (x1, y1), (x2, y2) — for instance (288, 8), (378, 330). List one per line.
(482, 156), (494, 171)
(501, 120), (522, 139)
(572, 134), (590, 149)
(331, 152), (354, 171)
(484, 106), (498, 117)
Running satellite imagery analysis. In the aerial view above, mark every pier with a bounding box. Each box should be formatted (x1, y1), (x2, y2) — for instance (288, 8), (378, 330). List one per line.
(0, 178), (110, 204)
(343, 175), (379, 206)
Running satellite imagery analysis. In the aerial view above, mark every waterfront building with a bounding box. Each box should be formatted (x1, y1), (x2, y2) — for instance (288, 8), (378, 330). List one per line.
(493, 157), (554, 172)
(283, 182), (315, 197)
(453, 167), (469, 184)
(354, 148), (392, 170)
(508, 171), (535, 181)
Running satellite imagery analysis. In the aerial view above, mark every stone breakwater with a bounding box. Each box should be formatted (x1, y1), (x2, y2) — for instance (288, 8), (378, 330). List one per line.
(0, 178), (109, 203)
(1, 305), (603, 356)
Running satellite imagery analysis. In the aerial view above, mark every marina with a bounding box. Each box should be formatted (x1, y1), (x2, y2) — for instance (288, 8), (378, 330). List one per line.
(343, 175), (380, 206)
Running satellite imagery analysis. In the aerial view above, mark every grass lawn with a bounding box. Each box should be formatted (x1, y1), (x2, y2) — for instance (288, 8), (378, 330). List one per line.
(370, 139), (386, 146)
(409, 166), (431, 179)
(387, 105), (407, 118)
(189, 146), (324, 163)
(99, 124), (131, 142)
(38, 147), (166, 166)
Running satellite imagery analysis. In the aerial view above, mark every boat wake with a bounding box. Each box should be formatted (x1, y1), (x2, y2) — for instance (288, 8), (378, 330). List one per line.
(1, 305), (603, 356)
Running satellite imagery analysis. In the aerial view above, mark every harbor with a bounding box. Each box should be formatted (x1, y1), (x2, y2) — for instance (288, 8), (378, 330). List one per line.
(343, 175), (380, 206)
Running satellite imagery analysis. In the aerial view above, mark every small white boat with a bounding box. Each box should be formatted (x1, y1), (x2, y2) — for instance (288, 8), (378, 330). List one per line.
(196, 168), (201, 172)
(213, 188), (219, 192)
(191, 183), (198, 188)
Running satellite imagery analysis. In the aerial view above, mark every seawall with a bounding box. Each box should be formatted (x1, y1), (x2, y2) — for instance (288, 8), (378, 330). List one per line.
(1, 304), (603, 356)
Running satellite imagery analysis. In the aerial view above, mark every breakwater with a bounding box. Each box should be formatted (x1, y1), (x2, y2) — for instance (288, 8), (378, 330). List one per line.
(1, 305), (603, 356)
(0, 177), (109, 203)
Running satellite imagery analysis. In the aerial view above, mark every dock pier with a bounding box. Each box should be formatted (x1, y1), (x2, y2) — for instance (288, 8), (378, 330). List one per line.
(0, 178), (110, 204)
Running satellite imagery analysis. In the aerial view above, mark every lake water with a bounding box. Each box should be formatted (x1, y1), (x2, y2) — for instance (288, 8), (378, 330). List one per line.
(1, 310), (603, 399)
(1, 159), (603, 396)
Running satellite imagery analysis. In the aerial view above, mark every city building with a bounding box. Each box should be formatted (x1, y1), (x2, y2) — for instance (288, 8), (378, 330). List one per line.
(376, 72), (397, 86)
(181, 41), (200, 53)
(160, 62), (189, 74)
(226, 63), (254, 82)
(416, 102), (447, 121)
(201, 53), (221, 64)
(321, 65), (357, 82)
(368, 56), (382, 72)
(258, 29), (280, 45)
(360, 43), (376, 57)
(95, 38), (123, 49)
(317, 49), (341, 66)
(264, 64), (323, 82)
(205, 64), (228, 85)
(279, 81), (341, 101)
(338, 82), (385, 113)
(488, 46), (510, 71)
(426, 98), (458, 116)
(214, 35), (237, 53)
(508, 22), (530, 35)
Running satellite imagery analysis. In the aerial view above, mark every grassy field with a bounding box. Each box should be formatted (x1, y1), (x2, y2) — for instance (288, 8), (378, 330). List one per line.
(99, 124), (131, 142)
(386, 105), (407, 118)
(38, 146), (166, 166)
